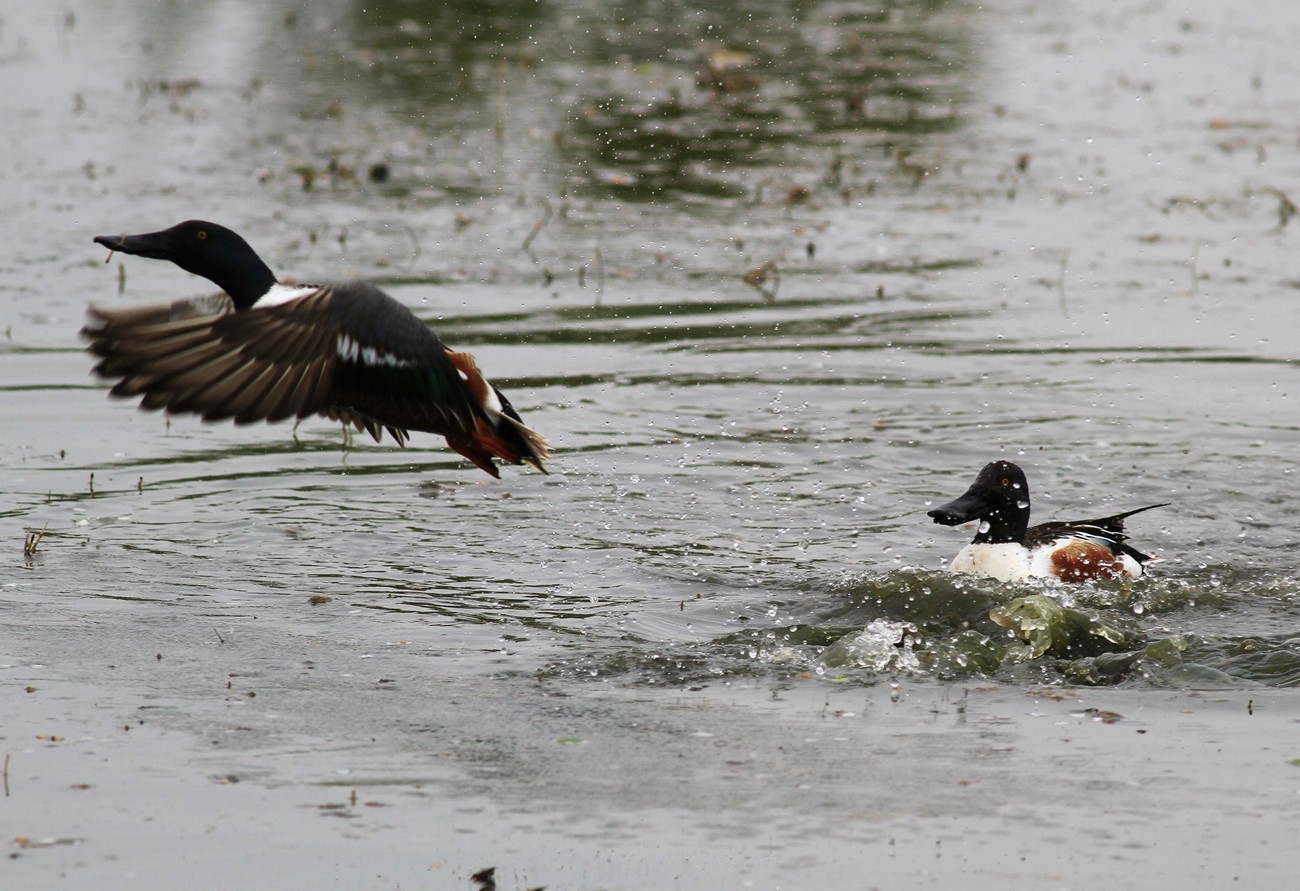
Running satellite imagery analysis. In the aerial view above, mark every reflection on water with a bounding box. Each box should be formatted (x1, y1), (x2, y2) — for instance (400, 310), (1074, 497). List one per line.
(245, 0), (975, 206)
(4, 0), (1300, 692)
(561, 1), (971, 200)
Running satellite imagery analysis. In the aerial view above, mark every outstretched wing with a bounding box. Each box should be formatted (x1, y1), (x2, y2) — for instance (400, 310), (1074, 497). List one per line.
(83, 282), (477, 441)
(84, 281), (549, 475)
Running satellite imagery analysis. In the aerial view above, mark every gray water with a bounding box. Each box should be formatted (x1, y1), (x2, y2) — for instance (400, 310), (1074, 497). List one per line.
(5, 1), (1300, 888)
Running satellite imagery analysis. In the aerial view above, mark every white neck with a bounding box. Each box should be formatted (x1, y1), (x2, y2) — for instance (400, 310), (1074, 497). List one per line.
(252, 282), (317, 308)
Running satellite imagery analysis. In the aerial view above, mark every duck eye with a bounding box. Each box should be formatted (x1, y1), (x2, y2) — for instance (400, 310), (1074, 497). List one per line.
(1001, 478), (1009, 486)
(197, 230), (208, 240)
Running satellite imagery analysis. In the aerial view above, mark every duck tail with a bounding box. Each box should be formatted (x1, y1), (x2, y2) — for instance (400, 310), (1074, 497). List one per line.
(444, 351), (551, 476)
(444, 416), (550, 478)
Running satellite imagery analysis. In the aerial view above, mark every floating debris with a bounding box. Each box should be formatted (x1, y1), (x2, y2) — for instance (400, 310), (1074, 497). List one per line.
(742, 257), (781, 301)
(697, 50), (763, 95)
(522, 196), (553, 252)
(23, 523), (47, 557)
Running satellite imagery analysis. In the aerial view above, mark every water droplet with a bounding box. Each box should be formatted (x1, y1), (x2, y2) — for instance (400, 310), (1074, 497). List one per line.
(978, 520), (991, 534)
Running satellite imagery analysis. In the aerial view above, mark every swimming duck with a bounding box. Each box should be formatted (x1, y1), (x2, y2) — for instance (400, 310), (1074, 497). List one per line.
(84, 220), (549, 477)
(927, 460), (1164, 582)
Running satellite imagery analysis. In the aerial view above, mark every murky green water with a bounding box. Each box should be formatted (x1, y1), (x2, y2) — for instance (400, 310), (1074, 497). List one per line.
(5, 0), (1300, 887)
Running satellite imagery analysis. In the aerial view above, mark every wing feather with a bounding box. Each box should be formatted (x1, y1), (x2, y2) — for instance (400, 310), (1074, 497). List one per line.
(83, 283), (547, 472)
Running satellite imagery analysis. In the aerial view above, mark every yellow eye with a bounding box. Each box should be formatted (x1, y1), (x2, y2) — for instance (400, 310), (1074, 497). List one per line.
(197, 230), (208, 240)
(1001, 478), (1009, 486)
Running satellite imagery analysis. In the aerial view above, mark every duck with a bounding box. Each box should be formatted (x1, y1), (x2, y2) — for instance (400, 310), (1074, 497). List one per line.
(927, 460), (1165, 583)
(84, 220), (549, 477)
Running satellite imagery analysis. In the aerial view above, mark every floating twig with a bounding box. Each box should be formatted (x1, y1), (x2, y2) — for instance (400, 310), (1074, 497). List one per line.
(1251, 186), (1297, 230)
(743, 256), (782, 302)
(1164, 196), (1215, 218)
(403, 221), (423, 267)
(23, 524), (48, 557)
(495, 58), (508, 142)
(895, 148), (927, 188)
(522, 197), (553, 253)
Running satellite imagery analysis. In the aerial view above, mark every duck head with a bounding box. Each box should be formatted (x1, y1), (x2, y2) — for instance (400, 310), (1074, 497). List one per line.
(927, 460), (1031, 544)
(94, 220), (276, 309)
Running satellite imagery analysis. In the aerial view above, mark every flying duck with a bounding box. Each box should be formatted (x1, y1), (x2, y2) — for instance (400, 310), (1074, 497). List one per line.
(927, 460), (1165, 583)
(84, 220), (549, 477)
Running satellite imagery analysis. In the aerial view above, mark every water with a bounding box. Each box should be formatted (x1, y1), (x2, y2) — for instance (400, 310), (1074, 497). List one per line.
(5, 1), (1300, 887)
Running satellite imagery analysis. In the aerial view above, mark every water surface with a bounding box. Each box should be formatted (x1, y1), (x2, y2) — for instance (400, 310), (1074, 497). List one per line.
(4, 1), (1300, 887)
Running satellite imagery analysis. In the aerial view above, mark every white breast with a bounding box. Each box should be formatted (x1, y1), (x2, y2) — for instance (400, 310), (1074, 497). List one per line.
(951, 538), (1145, 583)
(948, 543), (1033, 582)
